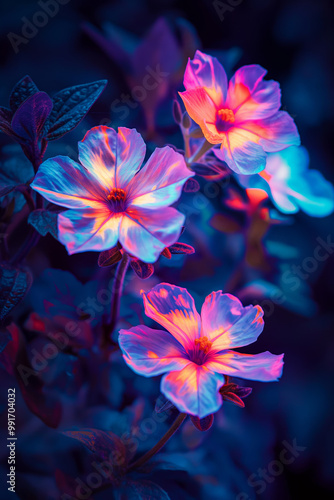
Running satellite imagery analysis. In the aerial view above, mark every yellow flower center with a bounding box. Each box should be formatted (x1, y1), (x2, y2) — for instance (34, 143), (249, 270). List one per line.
(217, 108), (235, 123)
(195, 336), (212, 354)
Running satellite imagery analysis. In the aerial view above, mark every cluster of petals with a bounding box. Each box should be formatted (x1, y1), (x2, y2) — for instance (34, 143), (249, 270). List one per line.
(119, 283), (284, 418)
(237, 146), (334, 217)
(31, 126), (194, 263)
(179, 50), (300, 175)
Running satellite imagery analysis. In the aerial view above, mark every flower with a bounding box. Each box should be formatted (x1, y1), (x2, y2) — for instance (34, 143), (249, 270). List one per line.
(118, 283), (284, 418)
(179, 50), (300, 175)
(31, 126), (193, 263)
(237, 146), (334, 217)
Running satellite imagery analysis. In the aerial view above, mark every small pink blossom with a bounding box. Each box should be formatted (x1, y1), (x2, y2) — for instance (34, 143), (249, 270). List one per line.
(119, 283), (284, 418)
(179, 50), (300, 175)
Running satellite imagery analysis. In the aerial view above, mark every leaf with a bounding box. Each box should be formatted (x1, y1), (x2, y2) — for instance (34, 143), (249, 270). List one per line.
(63, 429), (128, 472)
(44, 80), (107, 141)
(0, 107), (13, 135)
(122, 480), (171, 500)
(130, 259), (154, 279)
(190, 414), (214, 431)
(9, 75), (39, 112)
(28, 209), (59, 239)
(0, 323), (62, 428)
(183, 178), (200, 193)
(0, 264), (33, 322)
(172, 100), (182, 124)
(168, 243), (195, 255)
(11, 92), (53, 142)
(161, 247), (172, 259)
(98, 246), (122, 267)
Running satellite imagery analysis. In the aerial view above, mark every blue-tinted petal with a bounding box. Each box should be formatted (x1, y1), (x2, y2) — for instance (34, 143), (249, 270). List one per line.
(118, 325), (190, 377)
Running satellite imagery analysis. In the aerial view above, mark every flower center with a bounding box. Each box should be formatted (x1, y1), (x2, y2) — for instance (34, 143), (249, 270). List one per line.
(216, 108), (235, 132)
(107, 188), (126, 213)
(194, 336), (212, 355)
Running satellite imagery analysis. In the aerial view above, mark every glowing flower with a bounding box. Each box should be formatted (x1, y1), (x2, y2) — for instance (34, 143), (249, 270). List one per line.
(179, 50), (300, 175)
(119, 283), (284, 418)
(237, 146), (334, 217)
(31, 126), (193, 262)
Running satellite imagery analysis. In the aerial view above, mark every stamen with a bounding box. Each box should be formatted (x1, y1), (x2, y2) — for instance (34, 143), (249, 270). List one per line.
(194, 336), (212, 354)
(107, 188), (126, 212)
(217, 108), (235, 123)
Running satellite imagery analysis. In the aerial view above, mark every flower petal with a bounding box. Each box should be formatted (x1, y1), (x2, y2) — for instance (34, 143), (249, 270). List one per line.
(58, 209), (122, 254)
(205, 351), (284, 382)
(161, 363), (224, 418)
(120, 207), (184, 263)
(142, 283), (201, 348)
(227, 65), (281, 120)
(118, 325), (190, 376)
(31, 156), (107, 209)
(127, 146), (194, 208)
(179, 89), (219, 144)
(214, 128), (267, 174)
(183, 50), (228, 106)
(201, 292), (264, 351)
(78, 126), (146, 190)
(237, 111), (300, 152)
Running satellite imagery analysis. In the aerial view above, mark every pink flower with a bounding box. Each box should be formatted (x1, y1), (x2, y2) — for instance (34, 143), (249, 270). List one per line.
(179, 50), (300, 175)
(31, 126), (193, 263)
(119, 283), (284, 418)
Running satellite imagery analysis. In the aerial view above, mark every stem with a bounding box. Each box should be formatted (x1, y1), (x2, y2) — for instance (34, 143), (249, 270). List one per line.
(102, 252), (130, 347)
(128, 412), (187, 471)
(187, 139), (213, 165)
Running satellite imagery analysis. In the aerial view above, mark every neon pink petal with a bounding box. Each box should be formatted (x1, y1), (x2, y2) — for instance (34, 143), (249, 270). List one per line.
(205, 351), (284, 382)
(237, 111), (300, 152)
(179, 88), (218, 144)
(118, 325), (190, 376)
(215, 128), (267, 174)
(119, 207), (184, 263)
(142, 283), (201, 349)
(201, 292), (264, 351)
(161, 363), (224, 418)
(78, 126), (146, 190)
(127, 146), (194, 208)
(184, 50), (228, 106)
(58, 209), (122, 254)
(31, 156), (107, 209)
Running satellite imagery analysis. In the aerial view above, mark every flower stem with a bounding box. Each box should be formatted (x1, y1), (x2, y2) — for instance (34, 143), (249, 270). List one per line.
(128, 412), (187, 471)
(102, 252), (130, 347)
(188, 139), (213, 165)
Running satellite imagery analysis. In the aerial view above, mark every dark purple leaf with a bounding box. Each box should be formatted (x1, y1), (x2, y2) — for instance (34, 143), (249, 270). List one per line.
(63, 429), (128, 469)
(0, 324), (62, 428)
(0, 185), (16, 197)
(168, 243), (195, 255)
(0, 264), (33, 322)
(9, 75), (39, 112)
(183, 178), (200, 192)
(130, 259), (154, 279)
(190, 414), (214, 431)
(222, 392), (246, 408)
(28, 209), (59, 239)
(98, 246), (122, 267)
(11, 92), (53, 142)
(44, 80), (107, 141)
(234, 386), (253, 399)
